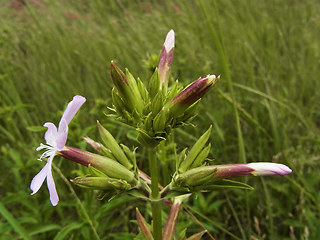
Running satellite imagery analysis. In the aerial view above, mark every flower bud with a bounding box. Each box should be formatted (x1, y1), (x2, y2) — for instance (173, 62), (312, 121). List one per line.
(110, 61), (144, 114)
(174, 163), (292, 188)
(71, 177), (131, 191)
(164, 75), (219, 117)
(163, 195), (190, 240)
(59, 146), (135, 183)
(211, 163), (292, 178)
(158, 29), (175, 89)
(97, 121), (133, 170)
(136, 208), (153, 240)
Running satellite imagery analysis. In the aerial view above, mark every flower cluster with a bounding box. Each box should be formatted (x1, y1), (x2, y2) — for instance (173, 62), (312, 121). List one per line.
(30, 28), (292, 225)
(110, 30), (219, 147)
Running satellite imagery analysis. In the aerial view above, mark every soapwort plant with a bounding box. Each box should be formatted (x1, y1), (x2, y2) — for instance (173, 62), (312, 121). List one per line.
(31, 30), (292, 239)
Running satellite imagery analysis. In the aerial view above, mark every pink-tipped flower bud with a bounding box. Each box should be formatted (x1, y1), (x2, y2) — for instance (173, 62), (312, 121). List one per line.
(213, 163), (292, 178)
(174, 162), (292, 188)
(158, 29), (175, 89)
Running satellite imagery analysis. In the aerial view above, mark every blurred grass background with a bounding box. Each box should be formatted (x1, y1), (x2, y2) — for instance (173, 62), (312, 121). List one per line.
(1, 0), (320, 239)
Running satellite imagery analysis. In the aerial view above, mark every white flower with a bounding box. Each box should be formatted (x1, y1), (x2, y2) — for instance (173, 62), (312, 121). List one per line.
(30, 95), (86, 206)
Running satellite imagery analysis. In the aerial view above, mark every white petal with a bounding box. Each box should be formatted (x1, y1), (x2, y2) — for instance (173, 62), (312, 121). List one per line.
(248, 162), (292, 176)
(164, 29), (175, 52)
(46, 165), (59, 206)
(56, 119), (68, 150)
(43, 122), (58, 146)
(30, 163), (49, 195)
(59, 95), (86, 128)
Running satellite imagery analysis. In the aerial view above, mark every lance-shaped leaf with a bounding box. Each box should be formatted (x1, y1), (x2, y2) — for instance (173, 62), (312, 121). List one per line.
(126, 69), (145, 107)
(148, 68), (160, 100)
(178, 126), (212, 173)
(59, 146), (135, 183)
(136, 128), (160, 148)
(88, 164), (109, 177)
(153, 109), (168, 133)
(144, 112), (153, 132)
(158, 29), (175, 89)
(97, 121), (133, 169)
(190, 143), (211, 169)
(112, 88), (128, 117)
(137, 77), (149, 104)
(150, 89), (166, 117)
(136, 208), (154, 240)
(71, 177), (131, 191)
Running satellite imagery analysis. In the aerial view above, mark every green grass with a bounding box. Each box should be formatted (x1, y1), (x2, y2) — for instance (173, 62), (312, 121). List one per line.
(1, 0), (320, 239)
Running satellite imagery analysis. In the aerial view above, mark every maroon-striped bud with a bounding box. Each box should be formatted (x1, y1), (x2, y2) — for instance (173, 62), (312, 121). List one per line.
(164, 75), (219, 116)
(174, 162), (292, 187)
(158, 29), (175, 89)
(163, 195), (190, 240)
(136, 208), (153, 240)
(213, 163), (292, 178)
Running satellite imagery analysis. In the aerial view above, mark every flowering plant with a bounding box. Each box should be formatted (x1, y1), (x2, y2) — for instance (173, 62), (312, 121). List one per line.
(31, 30), (292, 239)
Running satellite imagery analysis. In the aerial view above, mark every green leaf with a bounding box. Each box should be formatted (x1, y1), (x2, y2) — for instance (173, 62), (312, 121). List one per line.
(26, 126), (46, 132)
(0, 202), (32, 240)
(201, 179), (254, 191)
(190, 143), (211, 168)
(136, 128), (159, 148)
(178, 126), (212, 172)
(148, 68), (160, 100)
(88, 164), (109, 177)
(53, 222), (84, 240)
(29, 224), (60, 236)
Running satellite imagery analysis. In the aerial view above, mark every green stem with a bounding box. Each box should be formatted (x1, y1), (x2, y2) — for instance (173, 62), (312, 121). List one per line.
(148, 147), (162, 240)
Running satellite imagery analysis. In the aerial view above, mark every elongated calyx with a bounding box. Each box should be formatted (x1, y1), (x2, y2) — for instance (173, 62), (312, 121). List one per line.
(71, 177), (131, 191)
(59, 146), (135, 183)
